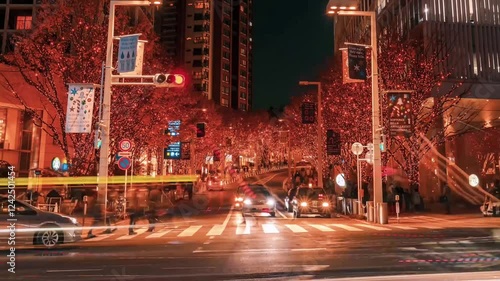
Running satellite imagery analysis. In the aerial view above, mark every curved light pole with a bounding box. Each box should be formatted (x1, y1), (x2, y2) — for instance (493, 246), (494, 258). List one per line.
(326, 0), (384, 223)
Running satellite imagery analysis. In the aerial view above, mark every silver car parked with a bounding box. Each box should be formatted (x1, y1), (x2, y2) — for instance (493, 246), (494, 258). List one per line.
(0, 196), (82, 248)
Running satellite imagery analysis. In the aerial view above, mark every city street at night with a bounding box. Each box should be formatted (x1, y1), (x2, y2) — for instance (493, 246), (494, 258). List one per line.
(3, 170), (500, 280)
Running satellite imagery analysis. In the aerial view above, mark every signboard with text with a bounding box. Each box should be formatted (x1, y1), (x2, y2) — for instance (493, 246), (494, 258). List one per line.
(347, 44), (367, 81)
(326, 130), (341, 155)
(164, 142), (181, 160)
(117, 34), (140, 73)
(65, 84), (95, 133)
(387, 91), (413, 137)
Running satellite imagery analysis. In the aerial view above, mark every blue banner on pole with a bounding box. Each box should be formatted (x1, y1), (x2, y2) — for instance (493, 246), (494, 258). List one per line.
(118, 34), (139, 73)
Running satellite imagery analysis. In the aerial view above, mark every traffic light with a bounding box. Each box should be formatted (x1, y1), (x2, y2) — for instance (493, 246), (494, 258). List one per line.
(153, 73), (185, 88)
(196, 123), (206, 137)
(302, 102), (315, 124)
(213, 149), (221, 162)
(380, 134), (386, 152)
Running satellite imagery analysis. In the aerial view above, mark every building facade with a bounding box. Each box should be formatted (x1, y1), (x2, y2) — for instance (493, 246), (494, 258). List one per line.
(332, 0), (500, 203)
(157, 0), (253, 111)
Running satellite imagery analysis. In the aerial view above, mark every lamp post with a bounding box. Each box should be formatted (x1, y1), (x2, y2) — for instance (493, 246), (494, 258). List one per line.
(326, 0), (384, 223)
(97, 0), (162, 221)
(298, 81), (323, 188)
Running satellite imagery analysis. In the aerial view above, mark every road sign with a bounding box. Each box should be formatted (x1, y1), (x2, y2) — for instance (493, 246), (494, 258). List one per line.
(118, 151), (132, 157)
(367, 143), (374, 151)
(119, 139), (133, 151)
(117, 34), (139, 73)
(117, 157), (131, 170)
(351, 142), (364, 156)
(365, 151), (374, 165)
(164, 142), (181, 160)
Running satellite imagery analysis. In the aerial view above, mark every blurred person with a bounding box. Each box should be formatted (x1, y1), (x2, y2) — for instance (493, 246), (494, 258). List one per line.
(441, 183), (451, 214)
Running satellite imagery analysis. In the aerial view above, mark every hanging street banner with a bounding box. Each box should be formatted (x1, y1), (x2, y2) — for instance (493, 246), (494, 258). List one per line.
(387, 91), (413, 137)
(117, 34), (140, 73)
(347, 44), (367, 81)
(342, 49), (363, 84)
(65, 84), (95, 133)
(326, 130), (341, 155)
(121, 40), (146, 76)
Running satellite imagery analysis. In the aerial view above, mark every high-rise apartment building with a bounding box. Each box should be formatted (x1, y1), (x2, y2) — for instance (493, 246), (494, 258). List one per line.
(157, 0), (253, 111)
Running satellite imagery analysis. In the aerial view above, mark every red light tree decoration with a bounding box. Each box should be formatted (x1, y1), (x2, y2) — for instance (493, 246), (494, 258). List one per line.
(0, 0), (179, 175)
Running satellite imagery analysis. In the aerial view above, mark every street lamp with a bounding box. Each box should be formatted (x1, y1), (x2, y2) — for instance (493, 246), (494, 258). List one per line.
(298, 81), (323, 188)
(326, 0), (384, 223)
(97, 0), (162, 220)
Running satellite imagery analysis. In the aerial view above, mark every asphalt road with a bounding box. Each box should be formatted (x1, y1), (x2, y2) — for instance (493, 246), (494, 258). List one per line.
(2, 169), (500, 281)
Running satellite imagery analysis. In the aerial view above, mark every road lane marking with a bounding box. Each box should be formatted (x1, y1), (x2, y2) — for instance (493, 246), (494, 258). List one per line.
(459, 240), (474, 244)
(439, 241), (458, 244)
(330, 224), (363, 232)
(46, 269), (103, 273)
(285, 224), (307, 233)
(145, 230), (171, 239)
(262, 224), (279, 233)
(177, 225), (202, 237)
(222, 205), (234, 226)
(421, 225), (444, 229)
(309, 224), (335, 232)
(391, 225), (417, 230)
(116, 228), (148, 240)
(206, 225), (225, 236)
(84, 234), (114, 242)
(236, 224), (251, 235)
(355, 224), (391, 231)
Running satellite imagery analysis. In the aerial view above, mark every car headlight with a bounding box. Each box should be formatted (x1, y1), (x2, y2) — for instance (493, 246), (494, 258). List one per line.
(300, 202), (308, 207)
(267, 199), (275, 206)
(243, 199), (252, 205)
(322, 202), (329, 207)
(68, 217), (78, 225)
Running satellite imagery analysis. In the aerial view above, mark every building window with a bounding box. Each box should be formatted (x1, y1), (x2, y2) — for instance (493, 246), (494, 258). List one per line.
(194, 13), (203, 20)
(194, 83), (203, 91)
(240, 80), (247, 88)
(193, 48), (202, 55)
(223, 51), (230, 59)
(16, 16), (32, 30)
(222, 86), (230, 94)
(240, 48), (246, 55)
(0, 108), (6, 149)
(241, 59), (246, 66)
(240, 92), (247, 99)
(223, 74), (229, 82)
(239, 103), (247, 111)
(223, 18), (231, 26)
(221, 98), (229, 107)
(193, 60), (202, 67)
(223, 7), (231, 16)
(223, 28), (231, 37)
(223, 63), (230, 71)
(239, 70), (247, 77)
(223, 41), (230, 48)
(193, 71), (203, 79)
(240, 37), (247, 44)
(194, 1), (209, 9)
(241, 26), (247, 34)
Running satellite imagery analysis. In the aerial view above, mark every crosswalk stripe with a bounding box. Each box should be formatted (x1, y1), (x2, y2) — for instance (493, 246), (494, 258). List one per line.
(84, 234), (114, 242)
(262, 224), (279, 234)
(285, 224), (307, 233)
(309, 224), (335, 232)
(145, 229), (171, 239)
(178, 226), (202, 237)
(116, 228), (148, 240)
(236, 224), (251, 235)
(391, 225), (417, 230)
(355, 224), (391, 231)
(207, 225), (226, 236)
(330, 224), (362, 231)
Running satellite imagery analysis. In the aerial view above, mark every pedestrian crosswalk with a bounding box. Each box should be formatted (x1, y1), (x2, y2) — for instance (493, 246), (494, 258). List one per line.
(83, 221), (452, 243)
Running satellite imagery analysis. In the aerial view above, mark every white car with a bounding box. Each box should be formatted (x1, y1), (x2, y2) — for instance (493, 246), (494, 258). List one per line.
(207, 176), (225, 191)
(0, 196), (82, 248)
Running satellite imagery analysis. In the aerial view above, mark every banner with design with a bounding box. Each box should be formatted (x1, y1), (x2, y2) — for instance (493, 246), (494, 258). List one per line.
(65, 84), (95, 133)
(387, 91), (413, 137)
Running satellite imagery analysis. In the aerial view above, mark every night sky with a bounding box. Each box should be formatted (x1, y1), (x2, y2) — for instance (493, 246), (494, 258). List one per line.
(252, 0), (334, 110)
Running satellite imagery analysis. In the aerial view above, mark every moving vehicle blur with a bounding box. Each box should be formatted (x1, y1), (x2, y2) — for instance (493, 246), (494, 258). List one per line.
(241, 185), (277, 217)
(292, 186), (332, 218)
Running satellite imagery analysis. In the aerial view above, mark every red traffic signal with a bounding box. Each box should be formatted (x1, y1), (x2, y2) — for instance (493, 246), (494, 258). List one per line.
(154, 73), (185, 88)
(196, 123), (206, 137)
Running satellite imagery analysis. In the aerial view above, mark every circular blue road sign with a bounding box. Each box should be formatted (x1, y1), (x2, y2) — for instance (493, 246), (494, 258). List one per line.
(117, 157), (131, 170)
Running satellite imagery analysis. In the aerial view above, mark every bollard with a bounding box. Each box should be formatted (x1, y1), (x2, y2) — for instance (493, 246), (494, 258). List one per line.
(379, 202), (388, 224)
(54, 202), (59, 213)
(82, 195), (88, 227)
(395, 195), (400, 222)
(353, 200), (358, 215)
(367, 201), (374, 222)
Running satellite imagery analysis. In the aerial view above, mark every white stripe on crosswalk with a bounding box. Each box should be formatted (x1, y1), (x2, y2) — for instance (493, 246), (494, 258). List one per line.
(330, 224), (362, 231)
(355, 224), (391, 231)
(207, 225), (226, 236)
(145, 229), (172, 239)
(236, 224), (251, 235)
(178, 226), (202, 237)
(117, 228), (148, 240)
(309, 224), (335, 232)
(391, 225), (417, 230)
(84, 234), (114, 242)
(421, 225), (444, 229)
(285, 224), (307, 233)
(262, 224), (279, 234)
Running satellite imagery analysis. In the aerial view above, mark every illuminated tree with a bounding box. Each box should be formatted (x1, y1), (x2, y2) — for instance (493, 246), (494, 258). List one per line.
(0, 0), (179, 175)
